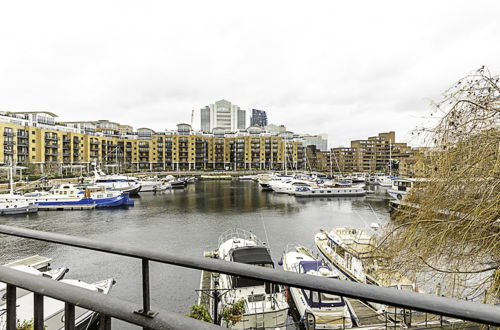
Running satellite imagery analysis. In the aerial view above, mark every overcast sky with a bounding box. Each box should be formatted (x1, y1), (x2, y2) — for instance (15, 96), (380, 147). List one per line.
(0, 1), (498, 147)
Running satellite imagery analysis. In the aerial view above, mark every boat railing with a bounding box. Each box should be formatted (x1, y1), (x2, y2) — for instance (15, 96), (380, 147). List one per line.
(217, 228), (264, 248)
(0, 225), (499, 330)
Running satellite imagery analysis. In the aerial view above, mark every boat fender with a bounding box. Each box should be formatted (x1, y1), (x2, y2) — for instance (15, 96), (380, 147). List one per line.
(277, 258), (283, 266)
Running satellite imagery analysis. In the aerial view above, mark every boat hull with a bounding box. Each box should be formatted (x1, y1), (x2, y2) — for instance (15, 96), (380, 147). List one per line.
(294, 188), (366, 197)
(0, 204), (38, 215)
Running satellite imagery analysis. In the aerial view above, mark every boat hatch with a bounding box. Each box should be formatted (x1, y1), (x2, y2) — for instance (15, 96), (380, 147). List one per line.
(231, 247), (273, 266)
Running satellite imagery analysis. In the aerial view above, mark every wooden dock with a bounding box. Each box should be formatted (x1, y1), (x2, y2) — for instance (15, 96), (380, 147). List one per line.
(198, 269), (214, 309)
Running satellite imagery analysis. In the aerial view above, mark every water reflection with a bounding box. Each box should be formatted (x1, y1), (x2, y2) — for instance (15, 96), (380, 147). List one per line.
(0, 180), (391, 329)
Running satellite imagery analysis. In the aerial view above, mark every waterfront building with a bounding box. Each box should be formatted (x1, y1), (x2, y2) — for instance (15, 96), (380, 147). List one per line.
(250, 109), (268, 127)
(200, 99), (246, 133)
(330, 131), (414, 173)
(200, 106), (210, 132)
(301, 134), (328, 152)
(0, 111), (304, 175)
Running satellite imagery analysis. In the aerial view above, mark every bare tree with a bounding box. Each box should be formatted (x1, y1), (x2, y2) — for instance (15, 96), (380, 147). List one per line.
(377, 67), (499, 303)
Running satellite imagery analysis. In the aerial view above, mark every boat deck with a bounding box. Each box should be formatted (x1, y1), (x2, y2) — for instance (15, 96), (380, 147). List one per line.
(4, 255), (52, 270)
(197, 269), (213, 309)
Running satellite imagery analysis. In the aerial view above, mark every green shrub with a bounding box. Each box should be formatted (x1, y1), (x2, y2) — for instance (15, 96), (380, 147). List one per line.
(185, 304), (212, 323)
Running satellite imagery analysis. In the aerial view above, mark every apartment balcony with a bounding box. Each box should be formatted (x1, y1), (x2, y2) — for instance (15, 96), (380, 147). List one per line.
(45, 136), (58, 141)
(3, 141), (15, 146)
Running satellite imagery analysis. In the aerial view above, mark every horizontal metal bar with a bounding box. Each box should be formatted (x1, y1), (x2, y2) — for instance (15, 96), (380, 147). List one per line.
(0, 266), (223, 330)
(1, 224), (499, 326)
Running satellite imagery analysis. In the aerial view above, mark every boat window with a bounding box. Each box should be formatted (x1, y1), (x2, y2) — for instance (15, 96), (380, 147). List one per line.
(312, 291), (342, 304)
(327, 191), (331, 193)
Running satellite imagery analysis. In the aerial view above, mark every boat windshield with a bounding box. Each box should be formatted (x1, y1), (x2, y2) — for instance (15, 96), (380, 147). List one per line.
(303, 290), (344, 307)
(232, 263), (273, 288)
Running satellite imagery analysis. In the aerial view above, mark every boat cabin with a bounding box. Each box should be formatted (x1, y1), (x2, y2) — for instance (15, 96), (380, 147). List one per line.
(391, 179), (414, 192)
(230, 246), (274, 289)
(298, 261), (345, 308)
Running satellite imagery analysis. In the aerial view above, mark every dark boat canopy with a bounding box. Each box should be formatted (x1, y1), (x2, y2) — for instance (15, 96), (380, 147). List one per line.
(231, 246), (273, 265)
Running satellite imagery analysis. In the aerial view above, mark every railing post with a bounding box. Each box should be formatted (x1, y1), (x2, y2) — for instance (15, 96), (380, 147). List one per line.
(99, 314), (111, 330)
(34, 293), (44, 330)
(142, 258), (150, 315)
(6, 284), (16, 330)
(213, 288), (219, 325)
(134, 258), (157, 330)
(65, 302), (75, 330)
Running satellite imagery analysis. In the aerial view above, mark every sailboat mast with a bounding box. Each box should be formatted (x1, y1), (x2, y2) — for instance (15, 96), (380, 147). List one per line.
(9, 162), (14, 195)
(389, 139), (392, 177)
(284, 137), (287, 176)
(329, 149), (333, 178)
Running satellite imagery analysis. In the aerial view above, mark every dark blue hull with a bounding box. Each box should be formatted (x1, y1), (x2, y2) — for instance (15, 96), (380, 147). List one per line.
(94, 193), (134, 208)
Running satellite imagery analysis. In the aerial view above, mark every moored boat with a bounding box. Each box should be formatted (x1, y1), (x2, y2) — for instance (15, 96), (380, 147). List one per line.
(209, 229), (289, 329)
(387, 178), (414, 200)
(0, 200), (38, 215)
(293, 185), (366, 197)
(281, 245), (353, 329)
(0, 278), (115, 330)
(315, 227), (416, 291)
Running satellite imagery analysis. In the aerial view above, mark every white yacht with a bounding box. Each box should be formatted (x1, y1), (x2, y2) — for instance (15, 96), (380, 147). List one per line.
(270, 179), (312, 194)
(0, 201), (38, 215)
(211, 229), (289, 329)
(375, 175), (393, 187)
(315, 228), (416, 291)
(92, 170), (142, 195)
(282, 245), (352, 329)
(0, 166), (39, 214)
(137, 177), (170, 192)
(0, 278), (114, 330)
(387, 178), (414, 200)
(293, 185), (366, 197)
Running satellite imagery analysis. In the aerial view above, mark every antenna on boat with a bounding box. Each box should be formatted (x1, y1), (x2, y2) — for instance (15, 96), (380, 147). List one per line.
(260, 214), (270, 246)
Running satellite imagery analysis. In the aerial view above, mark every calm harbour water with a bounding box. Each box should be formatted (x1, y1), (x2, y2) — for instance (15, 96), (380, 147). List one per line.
(0, 180), (391, 329)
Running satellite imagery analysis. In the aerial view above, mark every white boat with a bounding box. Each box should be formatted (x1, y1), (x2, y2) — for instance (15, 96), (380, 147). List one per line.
(387, 178), (414, 200)
(0, 201), (38, 215)
(315, 227), (416, 292)
(282, 246), (352, 329)
(153, 182), (171, 192)
(349, 173), (367, 183)
(238, 175), (255, 181)
(0, 278), (114, 330)
(211, 229), (289, 329)
(270, 179), (312, 194)
(0, 166), (39, 215)
(1, 257), (69, 313)
(375, 175), (393, 187)
(0, 184), (96, 210)
(293, 185), (366, 197)
(137, 177), (168, 192)
(92, 167), (142, 195)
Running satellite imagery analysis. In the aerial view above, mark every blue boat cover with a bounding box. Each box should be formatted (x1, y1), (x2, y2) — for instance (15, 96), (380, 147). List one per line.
(299, 260), (330, 274)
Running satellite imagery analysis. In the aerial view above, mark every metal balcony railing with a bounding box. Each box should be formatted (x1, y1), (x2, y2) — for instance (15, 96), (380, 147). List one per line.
(0, 225), (499, 330)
